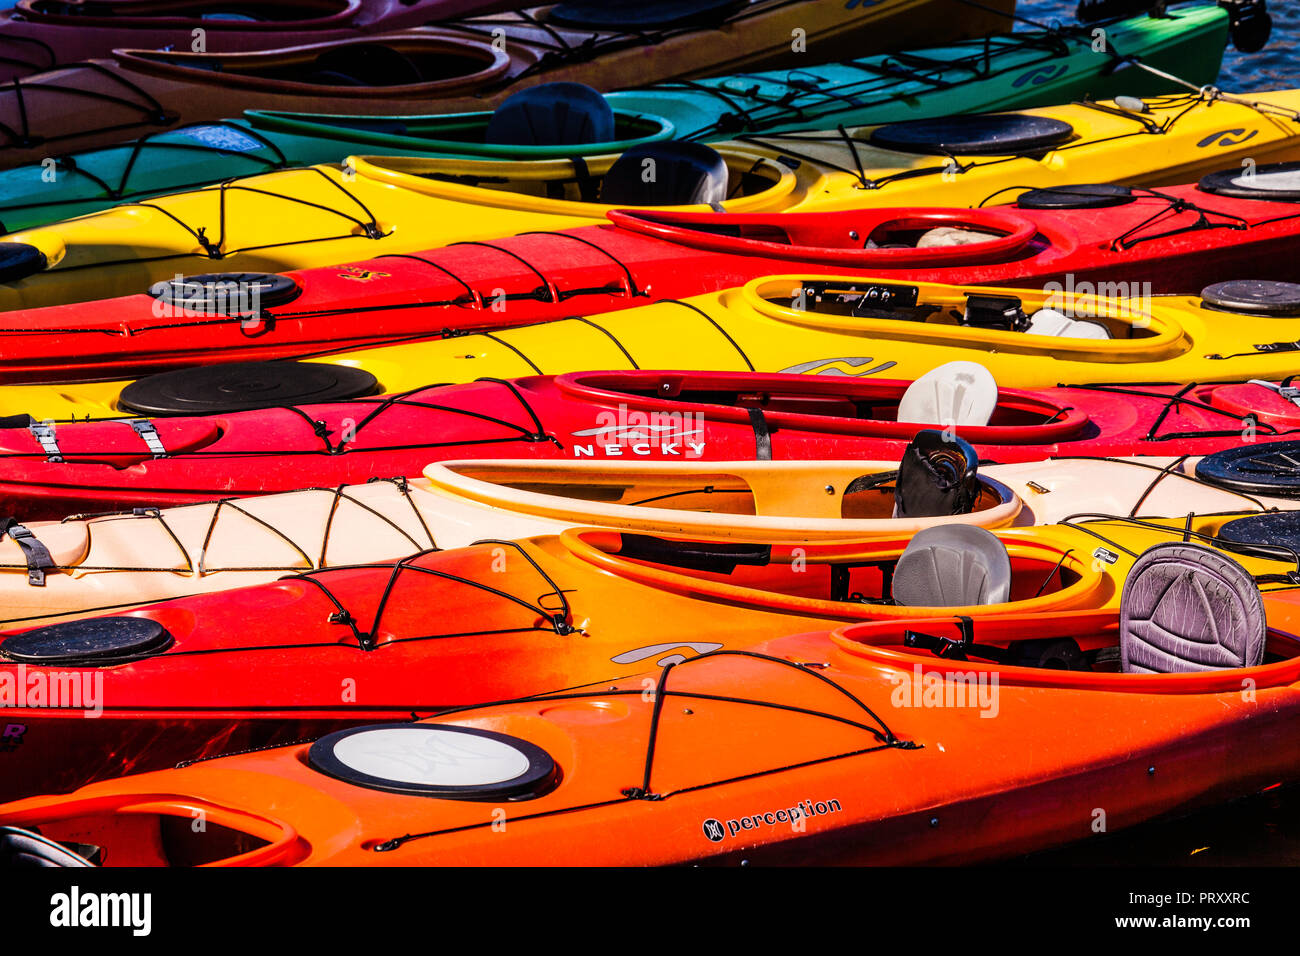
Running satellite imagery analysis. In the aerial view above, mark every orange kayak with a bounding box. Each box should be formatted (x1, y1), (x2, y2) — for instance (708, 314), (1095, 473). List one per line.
(2, 538), (1297, 865)
(0, 521), (1143, 802)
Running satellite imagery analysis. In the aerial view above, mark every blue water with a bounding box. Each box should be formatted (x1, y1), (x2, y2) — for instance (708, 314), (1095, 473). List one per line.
(1020, 0), (1300, 88)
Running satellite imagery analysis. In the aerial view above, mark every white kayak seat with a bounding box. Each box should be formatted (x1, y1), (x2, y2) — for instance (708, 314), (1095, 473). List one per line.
(916, 226), (1001, 247)
(897, 361), (998, 427)
(1025, 308), (1111, 339)
(892, 524), (1012, 607)
(1120, 543), (1266, 674)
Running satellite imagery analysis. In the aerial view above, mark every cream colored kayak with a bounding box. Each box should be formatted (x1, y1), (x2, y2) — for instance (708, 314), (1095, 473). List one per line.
(0, 455), (1286, 630)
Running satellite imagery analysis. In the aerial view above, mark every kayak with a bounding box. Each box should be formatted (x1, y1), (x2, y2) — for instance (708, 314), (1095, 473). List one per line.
(0, 142), (818, 310)
(0, 3), (1234, 231)
(2, 530), (1297, 860)
(0, 0), (523, 83)
(7, 165), (1300, 382)
(8, 87), (1300, 310)
(0, 0), (1017, 165)
(6, 515), (1297, 804)
(0, 443), (1291, 632)
(6, 368), (1300, 514)
(12, 275), (1300, 421)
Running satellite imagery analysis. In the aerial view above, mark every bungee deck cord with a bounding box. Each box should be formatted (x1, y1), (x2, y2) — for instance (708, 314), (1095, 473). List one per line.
(0, 376), (560, 459)
(442, 0), (815, 87)
(367, 649), (914, 852)
(1057, 512), (1300, 585)
(0, 59), (178, 149)
(0, 477), (435, 586)
(0, 121), (294, 231)
(650, 30), (1074, 140)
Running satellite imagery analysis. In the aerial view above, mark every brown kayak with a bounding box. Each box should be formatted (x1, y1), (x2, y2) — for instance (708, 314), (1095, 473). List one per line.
(0, 0), (524, 83)
(0, 0), (1016, 166)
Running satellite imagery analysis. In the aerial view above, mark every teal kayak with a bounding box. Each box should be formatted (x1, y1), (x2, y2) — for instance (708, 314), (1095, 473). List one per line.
(0, 1), (1230, 232)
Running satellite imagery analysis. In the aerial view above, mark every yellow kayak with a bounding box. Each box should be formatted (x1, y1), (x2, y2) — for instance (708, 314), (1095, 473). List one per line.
(5, 88), (1300, 309)
(13, 275), (1300, 421)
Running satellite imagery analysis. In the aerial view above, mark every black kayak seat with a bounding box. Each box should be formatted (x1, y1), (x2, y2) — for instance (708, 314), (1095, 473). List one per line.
(0, 242), (47, 284)
(485, 82), (616, 147)
(599, 141), (730, 207)
(891, 430), (982, 519)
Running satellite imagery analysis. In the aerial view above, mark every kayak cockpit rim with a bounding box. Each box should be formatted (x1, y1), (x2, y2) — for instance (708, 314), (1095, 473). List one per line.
(552, 370), (1092, 443)
(830, 608), (1300, 692)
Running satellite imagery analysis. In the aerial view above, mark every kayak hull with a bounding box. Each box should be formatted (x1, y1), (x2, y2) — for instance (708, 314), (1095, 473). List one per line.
(5, 600), (1300, 864)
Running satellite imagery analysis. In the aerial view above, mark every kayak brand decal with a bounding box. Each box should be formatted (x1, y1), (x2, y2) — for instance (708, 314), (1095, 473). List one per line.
(702, 798), (843, 842)
(338, 266), (391, 282)
(1012, 64), (1068, 88)
(572, 405), (706, 458)
(779, 356), (897, 377)
(611, 642), (724, 667)
(1196, 128), (1259, 149)
(177, 124), (267, 153)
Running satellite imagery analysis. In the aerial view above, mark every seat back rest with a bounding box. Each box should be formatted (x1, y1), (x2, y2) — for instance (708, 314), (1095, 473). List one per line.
(599, 141), (730, 207)
(485, 82), (616, 147)
(892, 524), (1012, 607)
(892, 429), (981, 519)
(1026, 308), (1111, 340)
(0, 827), (95, 868)
(1120, 542), (1266, 674)
(897, 361), (998, 427)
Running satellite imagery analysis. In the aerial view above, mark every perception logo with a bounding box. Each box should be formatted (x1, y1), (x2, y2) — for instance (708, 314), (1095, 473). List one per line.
(702, 798), (843, 842)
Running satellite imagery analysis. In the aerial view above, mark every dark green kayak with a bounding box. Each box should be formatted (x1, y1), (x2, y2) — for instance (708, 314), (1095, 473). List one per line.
(0, 0), (1233, 232)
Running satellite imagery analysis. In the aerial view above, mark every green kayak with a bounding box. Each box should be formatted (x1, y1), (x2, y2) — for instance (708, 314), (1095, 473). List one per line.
(0, 1), (1231, 232)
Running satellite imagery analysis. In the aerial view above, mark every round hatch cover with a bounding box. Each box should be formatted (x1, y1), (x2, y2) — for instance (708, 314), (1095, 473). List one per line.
(1, 617), (172, 666)
(308, 723), (558, 800)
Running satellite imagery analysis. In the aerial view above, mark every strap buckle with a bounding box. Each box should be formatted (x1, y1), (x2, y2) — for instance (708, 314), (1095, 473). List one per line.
(28, 422), (62, 463)
(0, 519), (55, 586)
(127, 419), (167, 459)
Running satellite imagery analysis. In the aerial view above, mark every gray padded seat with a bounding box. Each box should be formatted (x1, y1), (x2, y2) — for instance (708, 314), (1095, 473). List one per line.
(1120, 543), (1266, 674)
(892, 524), (1012, 607)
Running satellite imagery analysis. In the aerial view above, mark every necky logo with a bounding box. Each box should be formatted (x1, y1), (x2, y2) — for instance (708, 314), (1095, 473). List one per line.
(1196, 128), (1259, 148)
(611, 642), (724, 667)
(571, 405), (706, 458)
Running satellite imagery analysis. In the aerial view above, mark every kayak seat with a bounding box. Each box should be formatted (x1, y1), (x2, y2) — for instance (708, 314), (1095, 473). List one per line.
(0, 827), (95, 868)
(599, 141), (729, 208)
(890, 430), (981, 519)
(897, 361), (998, 427)
(892, 524), (1012, 607)
(915, 226), (1002, 247)
(1120, 543), (1265, 674)
(1025, 308), (1111, 340)
(486, 82), (615, 147)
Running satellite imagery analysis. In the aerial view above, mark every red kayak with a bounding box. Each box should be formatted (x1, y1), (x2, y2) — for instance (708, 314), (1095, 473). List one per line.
(0, 0), (520, 82)
(2, 172), (1300, 385)
(0, 368), (1298, 518)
